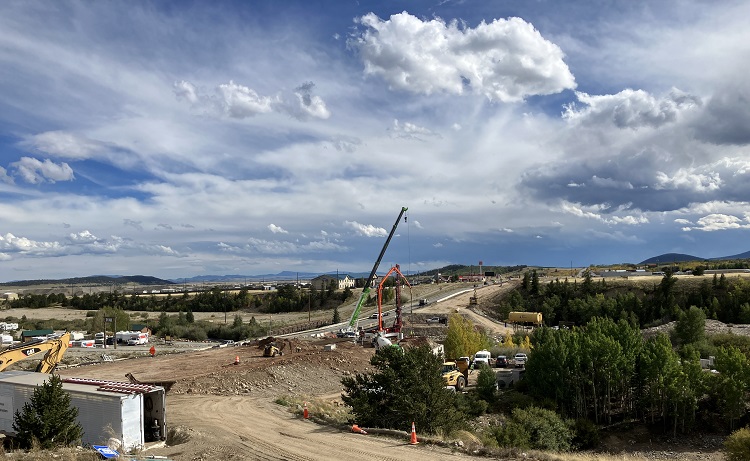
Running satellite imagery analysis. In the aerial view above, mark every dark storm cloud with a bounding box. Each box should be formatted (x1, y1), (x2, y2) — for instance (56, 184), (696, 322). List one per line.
(692, 83), (750, 145)
(520, 151), (750, 213)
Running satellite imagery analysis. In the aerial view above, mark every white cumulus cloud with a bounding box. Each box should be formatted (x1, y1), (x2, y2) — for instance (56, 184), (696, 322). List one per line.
(350, 12), (575, 102)
(268, 224), (289, 234)
(10, 157), (74, 184)
(0, 233), (64, 255)
(345, 220), (387, 237)
(564, 88), (701, 129)
(682, 213), (750, 232)
(288, 82), (330, 120)
(218, 80), (275, 118)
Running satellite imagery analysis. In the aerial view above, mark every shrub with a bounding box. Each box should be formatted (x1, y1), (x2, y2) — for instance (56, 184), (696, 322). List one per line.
(725, 427), (750, 461)
(507, 406), (573, 452)
(476, 364), (498, 403)
(455, 392), (488, 417)
(571, 418), (600, 449)
(493, 420), (531, 449)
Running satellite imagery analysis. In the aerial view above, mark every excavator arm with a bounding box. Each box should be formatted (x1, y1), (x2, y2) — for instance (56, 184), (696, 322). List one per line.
(0, 332), (71, 373)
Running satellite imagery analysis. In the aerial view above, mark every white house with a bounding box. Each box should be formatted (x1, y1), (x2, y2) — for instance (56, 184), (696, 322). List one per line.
(310, 274), (356, 291)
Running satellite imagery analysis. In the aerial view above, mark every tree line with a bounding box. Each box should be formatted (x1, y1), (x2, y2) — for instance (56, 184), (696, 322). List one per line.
(499, 269), (750, 327)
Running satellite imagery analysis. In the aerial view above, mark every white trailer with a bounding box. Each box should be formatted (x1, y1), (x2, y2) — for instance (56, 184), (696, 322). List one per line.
(0, 371), (166, 451)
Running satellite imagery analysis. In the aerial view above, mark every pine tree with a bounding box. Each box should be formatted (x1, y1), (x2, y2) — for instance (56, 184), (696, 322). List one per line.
(13, 374), (83, 449)
(332, 304), (340, 323)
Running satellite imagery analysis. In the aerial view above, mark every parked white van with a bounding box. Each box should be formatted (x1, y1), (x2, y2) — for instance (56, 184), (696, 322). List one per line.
(473, 350), (492, 367)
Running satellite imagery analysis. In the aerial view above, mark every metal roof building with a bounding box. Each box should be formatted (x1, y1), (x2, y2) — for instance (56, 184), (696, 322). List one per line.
(0, 371), (166, 451)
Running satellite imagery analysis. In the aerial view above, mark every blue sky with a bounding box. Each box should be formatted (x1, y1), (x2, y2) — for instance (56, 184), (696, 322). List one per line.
(2, 0), (750, 282)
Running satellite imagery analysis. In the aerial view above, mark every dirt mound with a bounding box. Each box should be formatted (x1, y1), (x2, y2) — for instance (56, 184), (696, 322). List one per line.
(59, 338), (376, 398)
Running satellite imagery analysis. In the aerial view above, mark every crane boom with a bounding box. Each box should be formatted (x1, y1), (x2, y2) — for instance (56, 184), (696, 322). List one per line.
(346, 207), (408, 331)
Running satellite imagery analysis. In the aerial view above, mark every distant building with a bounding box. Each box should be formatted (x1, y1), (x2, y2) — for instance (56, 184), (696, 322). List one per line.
(2, 293), (18, 301)
(20, 329), (54, 343)
(311, 274), (355, 291)
(597, 270), (654, 278)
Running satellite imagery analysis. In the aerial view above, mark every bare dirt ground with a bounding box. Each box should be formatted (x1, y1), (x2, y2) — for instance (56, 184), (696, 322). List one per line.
(6, 280), (729, 461)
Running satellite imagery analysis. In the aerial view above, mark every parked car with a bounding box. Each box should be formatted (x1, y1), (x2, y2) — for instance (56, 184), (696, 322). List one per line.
(382, 312), (390, 317)
(495, 355), (509, 368)
(369, 313), (379, 319)
(514, 353), (528, 368)
(426, 317), (443, 324)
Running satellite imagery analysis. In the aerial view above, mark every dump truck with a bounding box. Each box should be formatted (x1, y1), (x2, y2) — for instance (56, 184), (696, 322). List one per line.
(441, 361), (466, 391)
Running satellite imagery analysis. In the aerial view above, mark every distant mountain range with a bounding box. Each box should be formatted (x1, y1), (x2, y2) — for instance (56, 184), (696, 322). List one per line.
(640, 251), (750, 265)
(4, 256), (749, 287)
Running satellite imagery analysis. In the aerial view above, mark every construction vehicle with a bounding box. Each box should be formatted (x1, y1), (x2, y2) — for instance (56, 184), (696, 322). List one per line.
(0, 332), (71, 373)
(468, 288), (478, 306)
(375, 264), (410, 335)
(441, 361), (466, 391)
(263, 343), (282, 357)
(341, 207), (408, 336)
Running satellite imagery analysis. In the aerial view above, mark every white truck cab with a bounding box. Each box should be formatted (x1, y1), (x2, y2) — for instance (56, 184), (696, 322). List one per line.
(473, 350), (492, 367)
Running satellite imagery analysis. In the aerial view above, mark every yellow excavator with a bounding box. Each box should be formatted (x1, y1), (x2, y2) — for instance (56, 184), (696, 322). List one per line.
(0, 332), (71, 373)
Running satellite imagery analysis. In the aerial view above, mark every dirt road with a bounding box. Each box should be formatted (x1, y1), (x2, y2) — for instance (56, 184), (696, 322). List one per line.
(148, 395), (471, 461)
(58, 339), (477, 461)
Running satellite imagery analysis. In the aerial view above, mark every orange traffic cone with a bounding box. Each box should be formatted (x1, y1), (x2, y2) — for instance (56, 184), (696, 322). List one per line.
(409, 421), (418, 445)
(303, 402), (309, 419)
(351, 424), (368, 435)
(234, 355), (240, 365)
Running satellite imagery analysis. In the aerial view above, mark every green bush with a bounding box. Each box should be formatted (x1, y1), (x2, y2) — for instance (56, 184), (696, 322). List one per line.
(571, 418), (600, 449)
(507, 406), (572, 452)
(493, 420), (531, 449)
(476, 364), (498, 403)
(455, 391), (488, 417)
(725, 427), (750, 461)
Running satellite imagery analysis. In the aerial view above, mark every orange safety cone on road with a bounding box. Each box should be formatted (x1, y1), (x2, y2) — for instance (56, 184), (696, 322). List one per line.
(409, 421), (418, 445)
(351, 424), (367, 435)
(234, 355), (240, 365)
(303, 402), (309, 419)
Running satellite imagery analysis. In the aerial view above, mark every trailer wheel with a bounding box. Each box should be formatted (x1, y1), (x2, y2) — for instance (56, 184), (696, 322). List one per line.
(455, 376), (466, 391)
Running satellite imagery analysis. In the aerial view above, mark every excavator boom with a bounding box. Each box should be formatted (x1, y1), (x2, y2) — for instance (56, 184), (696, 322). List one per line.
(0, 332), (71, 373)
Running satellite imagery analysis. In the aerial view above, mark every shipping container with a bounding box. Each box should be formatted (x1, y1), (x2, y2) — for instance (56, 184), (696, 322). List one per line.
(0, 371), (166, 451)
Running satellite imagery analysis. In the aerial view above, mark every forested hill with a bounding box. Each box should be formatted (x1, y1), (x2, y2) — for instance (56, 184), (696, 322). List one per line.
(0, 275), (173, 287)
